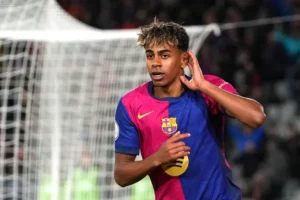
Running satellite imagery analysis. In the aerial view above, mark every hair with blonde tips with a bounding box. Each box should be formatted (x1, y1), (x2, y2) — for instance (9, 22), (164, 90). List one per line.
(137, 18), (189, 52)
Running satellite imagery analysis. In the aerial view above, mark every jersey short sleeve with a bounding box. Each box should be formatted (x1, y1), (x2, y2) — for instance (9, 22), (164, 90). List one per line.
(203, 75), (238, 115)
(115, 99), (140, 155)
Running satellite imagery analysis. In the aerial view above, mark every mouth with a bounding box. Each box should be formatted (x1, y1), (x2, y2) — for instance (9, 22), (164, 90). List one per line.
(151, 72), (165, 81)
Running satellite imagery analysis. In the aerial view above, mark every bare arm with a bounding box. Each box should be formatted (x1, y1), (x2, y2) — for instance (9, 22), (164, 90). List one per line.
(114, 131), (190, 187)
(114, 153), (158, 187)
(200, 81), (266, 128)
(180, 50), (266, 128)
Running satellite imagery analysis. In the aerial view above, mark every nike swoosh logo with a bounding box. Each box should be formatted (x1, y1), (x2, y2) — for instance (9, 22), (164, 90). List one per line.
(138, 111), (154, 119)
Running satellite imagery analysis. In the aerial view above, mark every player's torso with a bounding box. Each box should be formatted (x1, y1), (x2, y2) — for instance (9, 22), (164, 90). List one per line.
(131, 84), (240, 200)
(135, 89), (213, 162)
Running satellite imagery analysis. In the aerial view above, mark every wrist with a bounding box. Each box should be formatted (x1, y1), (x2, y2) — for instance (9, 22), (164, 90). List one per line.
(197, 80), (210, 92)
(150, 153), (162, 167)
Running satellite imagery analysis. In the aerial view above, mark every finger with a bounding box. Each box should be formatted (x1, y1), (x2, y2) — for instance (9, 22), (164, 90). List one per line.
(188, 55), (202, 75)
(187, 53), (194, 65)
(169, 146), (190, 154)
(187, 50), (199, 66)
(180, 75), (191, 86)
(174, 151), (190, 159)
(167, 131), (181, 142)
(188, 56), (194, 65)
(162, 161), (178, 168)
(169, 141), (187, 150)
(163, 158), (187, 167)
(187, 62), (194, 74)
(170, 133), (190, 141)
(187, 50), (202, 73)
(169, 133), (190, 143)
(171, 131), (181, 137)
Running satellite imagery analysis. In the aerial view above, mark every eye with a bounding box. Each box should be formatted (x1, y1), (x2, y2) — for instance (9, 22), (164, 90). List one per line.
(146, 54), (153, 59)
(162, 54), (169, 59)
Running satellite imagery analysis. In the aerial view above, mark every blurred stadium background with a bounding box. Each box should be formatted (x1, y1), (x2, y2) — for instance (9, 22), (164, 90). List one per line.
(1, 0), (300, 200)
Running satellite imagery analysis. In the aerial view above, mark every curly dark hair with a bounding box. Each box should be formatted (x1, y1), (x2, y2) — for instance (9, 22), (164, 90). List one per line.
(137, 18), (189, 52)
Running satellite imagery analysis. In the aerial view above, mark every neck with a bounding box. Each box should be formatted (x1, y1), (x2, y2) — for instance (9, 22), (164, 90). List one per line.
(153, 79), (186, 99)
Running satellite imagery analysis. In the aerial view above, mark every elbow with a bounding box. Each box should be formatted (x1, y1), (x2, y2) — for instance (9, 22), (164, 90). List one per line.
(252, 113), (266, 128)
(115, 180), (128, 188)
(114, 171), (129, 187)
(251, 105), (266, 128)
(114, 177), (128, 187)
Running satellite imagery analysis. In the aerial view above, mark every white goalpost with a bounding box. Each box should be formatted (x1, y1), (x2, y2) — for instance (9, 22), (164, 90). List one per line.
(0, 0), (220, 200)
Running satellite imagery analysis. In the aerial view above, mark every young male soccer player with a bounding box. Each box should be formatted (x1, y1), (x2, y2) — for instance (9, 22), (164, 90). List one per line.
(114, 20), (266, 200)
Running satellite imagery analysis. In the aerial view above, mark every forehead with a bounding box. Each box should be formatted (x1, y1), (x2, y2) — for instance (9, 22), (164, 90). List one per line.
(145, 42), (178, 52)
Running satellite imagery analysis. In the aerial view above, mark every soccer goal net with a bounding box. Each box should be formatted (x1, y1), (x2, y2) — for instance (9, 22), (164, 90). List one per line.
(0, 0), (220, 200)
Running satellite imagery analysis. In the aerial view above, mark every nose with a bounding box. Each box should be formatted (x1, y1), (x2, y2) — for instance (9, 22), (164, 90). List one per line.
(151, 56), (161, 68)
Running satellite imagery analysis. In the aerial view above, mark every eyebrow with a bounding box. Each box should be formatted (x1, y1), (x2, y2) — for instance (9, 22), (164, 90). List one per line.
(145, 49), (171, 54)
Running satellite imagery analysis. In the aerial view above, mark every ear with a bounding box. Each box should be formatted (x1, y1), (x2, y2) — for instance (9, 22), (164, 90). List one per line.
(180, 52), (189, 69)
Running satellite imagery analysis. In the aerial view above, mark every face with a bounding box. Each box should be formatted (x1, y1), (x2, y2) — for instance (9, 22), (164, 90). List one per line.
(145, 43), (188, 87)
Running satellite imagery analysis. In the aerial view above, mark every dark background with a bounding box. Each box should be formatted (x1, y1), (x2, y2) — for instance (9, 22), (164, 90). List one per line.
(55, 0), (300, 199)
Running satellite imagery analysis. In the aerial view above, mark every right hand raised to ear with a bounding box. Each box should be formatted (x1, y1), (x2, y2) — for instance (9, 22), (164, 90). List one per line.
(152, 131), (191, 167)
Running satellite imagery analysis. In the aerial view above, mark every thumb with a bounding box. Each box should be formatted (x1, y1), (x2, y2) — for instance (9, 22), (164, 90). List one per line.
(180, 75), (190, 86)
(180, 76), (192, 89)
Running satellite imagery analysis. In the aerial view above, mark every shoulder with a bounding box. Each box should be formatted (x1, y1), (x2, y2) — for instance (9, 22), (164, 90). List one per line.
(116, 82), (150, 124)
(204, 74), (237, 94)
(121, 82), (149, 106)
(204, 74), (226, 87)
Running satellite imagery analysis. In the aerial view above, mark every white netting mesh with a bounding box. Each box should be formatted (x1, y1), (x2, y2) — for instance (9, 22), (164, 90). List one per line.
(0, 0), (220, 200)
(0, 0), (46, 30)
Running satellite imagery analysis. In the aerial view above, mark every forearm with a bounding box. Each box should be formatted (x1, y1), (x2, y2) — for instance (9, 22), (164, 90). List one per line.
(114, 153), (159, 187)
(200, 81), (266, 128)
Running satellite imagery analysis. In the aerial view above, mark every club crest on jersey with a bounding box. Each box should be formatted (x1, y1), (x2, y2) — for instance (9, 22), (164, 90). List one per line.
(161, 118), (177, 134)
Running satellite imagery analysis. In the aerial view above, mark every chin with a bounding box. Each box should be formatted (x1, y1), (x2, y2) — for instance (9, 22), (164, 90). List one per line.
(152, 80), (167, 87)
